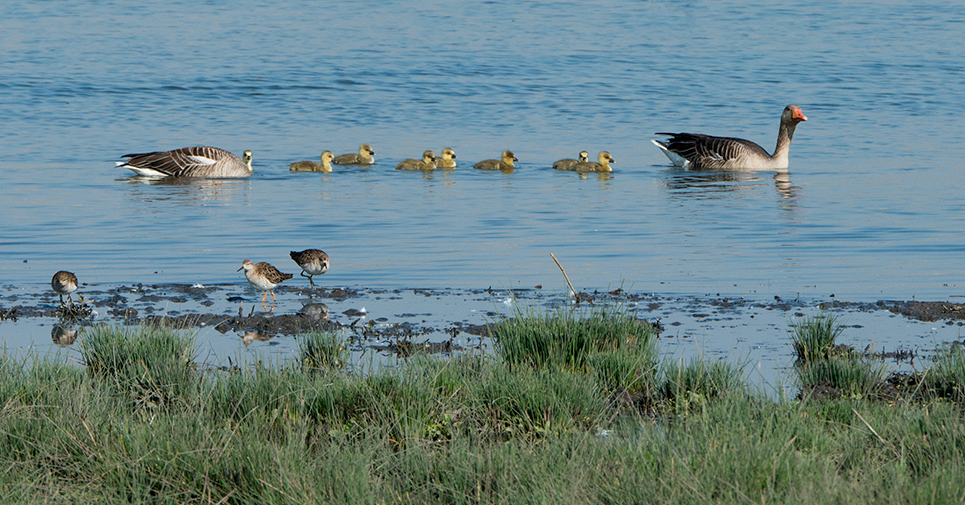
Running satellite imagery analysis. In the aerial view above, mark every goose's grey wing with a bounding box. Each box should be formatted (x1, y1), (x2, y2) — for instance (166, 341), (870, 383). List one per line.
(655, 133), (769, 170)
(121, 146), (235, 177)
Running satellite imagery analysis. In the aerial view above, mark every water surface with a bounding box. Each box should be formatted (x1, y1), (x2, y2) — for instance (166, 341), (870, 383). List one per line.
(2, 0), (964, 380)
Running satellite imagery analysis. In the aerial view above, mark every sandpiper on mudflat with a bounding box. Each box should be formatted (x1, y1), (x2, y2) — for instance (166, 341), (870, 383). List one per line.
(290, 249), (330, 288)
(51, 271), (78, 305)
(238, 259), (293, 306)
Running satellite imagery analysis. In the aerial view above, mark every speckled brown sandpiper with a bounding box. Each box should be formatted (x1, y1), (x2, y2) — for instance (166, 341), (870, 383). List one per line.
(289, 249), (330, 288)
(51, 271), (78, 305)
(238, 259), (293, 305)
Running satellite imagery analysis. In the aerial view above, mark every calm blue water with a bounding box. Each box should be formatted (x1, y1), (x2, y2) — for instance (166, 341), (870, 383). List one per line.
(2, 1), (965, 373)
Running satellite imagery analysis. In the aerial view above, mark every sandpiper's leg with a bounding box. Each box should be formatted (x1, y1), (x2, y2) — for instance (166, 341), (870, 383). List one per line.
(269, 290), (277, 303)
(262, 291), (269, 303)
(308, 275), (315, 288)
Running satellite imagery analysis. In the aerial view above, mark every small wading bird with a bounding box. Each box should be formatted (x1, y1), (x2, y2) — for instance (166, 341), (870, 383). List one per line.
(51, 271), (78, 306)
(238, 259), (293, 309)
(651, 104), (807, 170)
(118, 146), (253, 178)
(289, 249), (330, 288)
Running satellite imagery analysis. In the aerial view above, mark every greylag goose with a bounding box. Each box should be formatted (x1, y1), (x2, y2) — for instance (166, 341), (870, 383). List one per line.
(396, 150), (437, 171)
(290, 151), (335, 173)
(552, 151), (589, 171)
(290, 249), (330, 288)
(434, 148), (458, 169)
(118, 146), (253, 178)
(572, 151), (614, 172)
(652, 104), (807, 170)
(333, 144), (375, 165)
(473, 150), (517, 171)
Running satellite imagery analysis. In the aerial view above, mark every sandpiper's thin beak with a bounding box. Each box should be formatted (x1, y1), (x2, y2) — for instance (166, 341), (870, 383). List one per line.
(237, 266), (244, 272)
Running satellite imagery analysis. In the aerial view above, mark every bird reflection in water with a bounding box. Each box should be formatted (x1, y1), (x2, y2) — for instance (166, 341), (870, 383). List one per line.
(577, 172), (613, 183)
(242, 331), (274, 346)
(51, 325), (78, 346)
(123, 176), (250, 206)
(773, 171), (799, 209)
(662, 168), (799, 209)
(299, 303), (330, 321)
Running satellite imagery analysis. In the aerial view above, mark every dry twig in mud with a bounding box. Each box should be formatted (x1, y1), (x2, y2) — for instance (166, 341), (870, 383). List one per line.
(550, 253), (578, 298)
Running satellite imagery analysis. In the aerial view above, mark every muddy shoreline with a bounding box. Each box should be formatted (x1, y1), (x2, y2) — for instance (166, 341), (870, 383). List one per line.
(3, 283), (964, 380)
(3, 283), (964, 338)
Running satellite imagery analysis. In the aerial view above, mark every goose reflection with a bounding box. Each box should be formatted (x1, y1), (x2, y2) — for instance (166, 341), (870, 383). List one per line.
(773, 171), (797, 200)
(662, 169), (759, 193)
(577, 172), (614, 183)
(122, 176), (250, 205)
(661, 168), (801, 213)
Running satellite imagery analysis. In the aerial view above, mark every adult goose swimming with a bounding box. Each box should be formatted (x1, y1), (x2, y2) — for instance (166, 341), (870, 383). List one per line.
(652, 104), (807, 170)
(118, 146), (253, 178)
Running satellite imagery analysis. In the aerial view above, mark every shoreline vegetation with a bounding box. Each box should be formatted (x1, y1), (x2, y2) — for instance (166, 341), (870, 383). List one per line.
(2, 305), (964, 503)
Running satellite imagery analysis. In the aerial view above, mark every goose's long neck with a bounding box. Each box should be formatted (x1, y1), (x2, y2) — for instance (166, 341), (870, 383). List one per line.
(771, 121), (798, 166)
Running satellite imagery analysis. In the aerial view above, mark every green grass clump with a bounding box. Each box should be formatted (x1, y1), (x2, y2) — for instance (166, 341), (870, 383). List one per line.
(298, 330), (348, 371)
(490, 304), (656, 372)
(659, 357), (745, 412)
(4, 325), (965, 503)
(791, 312), (845, 362)
(928, 345), (965, 401)
(80, 323), (198, 409)
(798, 357), (886, 399)
(586, 345), (658, 394)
